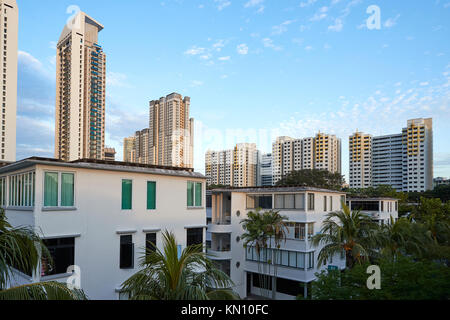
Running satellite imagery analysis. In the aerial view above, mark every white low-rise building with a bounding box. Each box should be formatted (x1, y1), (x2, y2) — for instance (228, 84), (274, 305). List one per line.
(347, 197), (399, 225)
(1, 157), (206, 300)
(208, 186), (350, 300)
(208, 188), (399, 300)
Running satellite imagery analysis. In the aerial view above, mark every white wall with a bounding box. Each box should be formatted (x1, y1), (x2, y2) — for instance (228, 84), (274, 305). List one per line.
(6, 164), (206, 300)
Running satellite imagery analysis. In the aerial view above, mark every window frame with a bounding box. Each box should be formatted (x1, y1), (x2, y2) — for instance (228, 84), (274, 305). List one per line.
(43, 171), (76, 209)
(121, 179), (133, 211)
(146, 181), (156, 211)
(187, 181), (203, 208)
(119, 234), (134, 269)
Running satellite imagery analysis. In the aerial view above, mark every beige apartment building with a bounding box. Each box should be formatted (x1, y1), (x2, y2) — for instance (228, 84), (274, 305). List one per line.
(314, 132), (342, 174)
(149, 93), (194, 168)
(350, 118), (433, 192)
(1, 0), (18, 162)
(123, 136), (135, 163)
(205, 143), (259, 187)
(349, 132), (372, 189)
(55, 11), (106, 162)
(272, 133), (341, 185)
(103, 147), (116, 161)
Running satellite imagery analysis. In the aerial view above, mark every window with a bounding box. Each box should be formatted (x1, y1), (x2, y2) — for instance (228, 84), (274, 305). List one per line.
(307, 252), (315, 269)
(120, 235), (134, 269)
(147, 181), (156, 210)
(187, 181), (202, 207)
(61, 173), (74, 207)
(274, 194), (304, 210)
(340, 195), (346, 209)
(308, 194), (315, 211)
(187, 228), (203, 247)
(324, 196), (327, 211)
(0, 176), (6, 206)
(145, 233), (157, 256)
(8, 172), (35, 207)
(330, 196), (333, 211)
(121, 179), (132, 210)
(246, 195), (273, 209)
(44, 172), (73, 208)
(41, 237), (75, 276)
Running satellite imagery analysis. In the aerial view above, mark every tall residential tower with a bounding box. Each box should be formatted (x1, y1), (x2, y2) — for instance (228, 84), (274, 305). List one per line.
(149, 93), (194, 168)
(55, 12), (106, 161)
(1, 0), (18, 162)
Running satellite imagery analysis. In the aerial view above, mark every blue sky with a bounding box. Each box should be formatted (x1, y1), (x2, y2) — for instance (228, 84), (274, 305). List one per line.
(16, 0), (450, 181)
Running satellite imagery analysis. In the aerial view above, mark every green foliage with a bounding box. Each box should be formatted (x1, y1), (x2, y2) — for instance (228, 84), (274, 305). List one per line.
(240, 209), (288, 253)
(0, 209), (87, 300)
(408, 185), (450, 203)
(121, 231), (239, 300)
(276, 169), (344, 191)
(0, 282), (87, 300)
(311, 204), (380, 269)
(308, 255), (450, 300)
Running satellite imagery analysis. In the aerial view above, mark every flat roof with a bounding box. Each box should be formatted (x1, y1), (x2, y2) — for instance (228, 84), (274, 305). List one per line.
(211, 186), (346, 194)
(347, 197), (399, 201)
(0, 157), (205, 179)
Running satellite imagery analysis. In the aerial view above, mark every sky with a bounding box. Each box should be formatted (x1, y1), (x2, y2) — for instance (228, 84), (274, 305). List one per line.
(15, 0), (450, 181)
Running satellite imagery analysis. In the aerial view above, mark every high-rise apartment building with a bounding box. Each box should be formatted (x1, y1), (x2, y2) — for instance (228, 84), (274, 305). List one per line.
(403, 118), (433, 192)
(351, 118), (433, 192)
(134, 129), (150, 164)
(372, 134), (405, 190)
(55, 11), (106, 161)
(149, 93), (194, 168)
(205, 143), (259, 187)
(272, 133), (342, 185)
(123, 136), (135, 163)
(258, 153), (273, 186)
(349, 132), (372, 189)
(1, 0), (18, 162)
(314, 133), (341, 174)
(103, 147), (116, 161)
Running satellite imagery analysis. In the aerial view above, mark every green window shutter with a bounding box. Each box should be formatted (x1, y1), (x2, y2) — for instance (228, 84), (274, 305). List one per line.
(122, 180), (132, 210)
(187, 182), (194, 207)
(147, 181), (156, 210)
(61, 173), (74, 207)
(195, 182), (202, 207)
(44, 173), (58, 207)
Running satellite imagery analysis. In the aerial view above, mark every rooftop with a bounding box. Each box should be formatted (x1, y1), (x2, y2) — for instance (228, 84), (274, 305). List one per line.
(211, 185), (346, 194)
(0, 157), (204, 179)
(347, 197), (399, 201)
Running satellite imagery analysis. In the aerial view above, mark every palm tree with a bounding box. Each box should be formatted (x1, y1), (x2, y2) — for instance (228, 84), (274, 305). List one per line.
(378, 216), (422, 259)
(121, 230), (238, 300)
(241, 209), (288, 299)
(0, 209), (86, 300)
(311, 204), (379, 269)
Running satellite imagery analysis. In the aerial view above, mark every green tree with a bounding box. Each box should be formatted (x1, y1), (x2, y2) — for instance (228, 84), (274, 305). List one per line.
(0, 210), (86, 300)
(311, 204), (380, 269)
(121, 231), (238, 300)
(240, 209), (288, 299)
(276, 169), (344, 191)
(377, 217), (423, 259)
(307, 255), (450, 300)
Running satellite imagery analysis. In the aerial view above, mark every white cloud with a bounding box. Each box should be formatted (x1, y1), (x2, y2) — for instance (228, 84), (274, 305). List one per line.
(305, 45), (313, 51)
(262, 38), (282, 51)
(384, 14), (401, 28)
(272, 20), (296, 35)
(214, 0), (231, 11)
(244, 0), (262, 8)
(107, 72), (132, 88)
(237, 44), (249, 55)
(184, 46), (205, 55)
(218, 56), (231, 61)
(299, 0), (317, 8)
(190, 80), (204, 87)
(328, 18), (343, 32)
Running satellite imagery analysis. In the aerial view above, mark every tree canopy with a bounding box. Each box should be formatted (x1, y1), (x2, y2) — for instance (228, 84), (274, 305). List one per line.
(276, 169), (344, 190)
